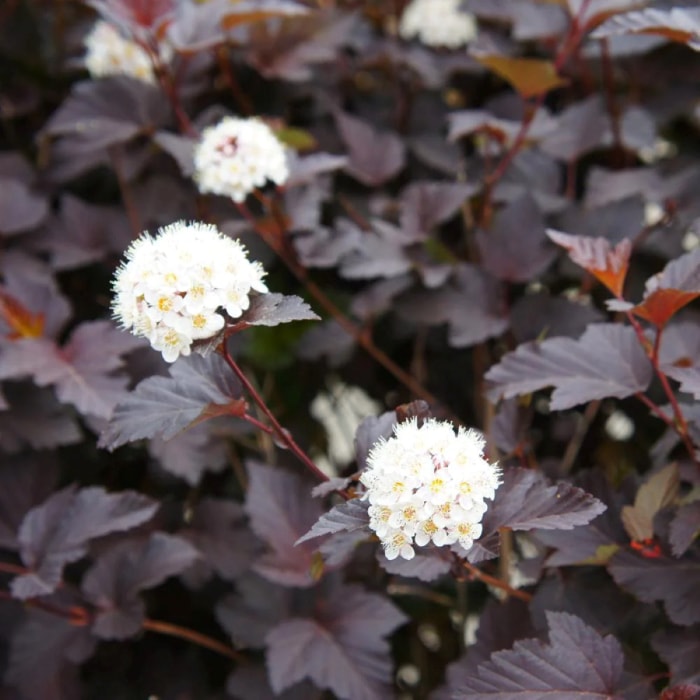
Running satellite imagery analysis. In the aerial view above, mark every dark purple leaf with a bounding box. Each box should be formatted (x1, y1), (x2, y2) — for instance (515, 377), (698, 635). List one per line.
(296, 499), (370, 545)
(592, 8), (700, 51)
(245, 11), (358, 82)
(216, 573), (295, 648)
(265, 583), (406, 699)
(11, 486), (158, 599)
(540, 95), (609, 160)
(5, 601), (95, 699)
(399, 181), (476, 242)
(485, 324), (652, 410)
(42, 195), (131, 270)
(292, 218), (361, 269)
(669, 502), (700, 557)
(378, 547), (451, 582)
(0, 178), (48, 235)
(42, 77), (170, 178)
(477, 194), (557, 282)
(227, 665), (322, 700)
(608, 548), (700, 625)
(245, 461), (324, 587)
(0, 321), (143, 419)
(89, 0), (175, 34)
(180, 498), (258, 583)
(337, 220), (413, 280)
(0, 453), (58, 550)
(148, 421), (228, 485)
(559, 196), (646, 245)
(510, 293), (604, 344)
(166, 0), (228, 51)
(311, 476), (353, 498)
(82, 533), (199, 639)
(455, 611), (627, 699)
(100, 353), (243, 448)
(239, 293), (320, 327)
(0, 383), (82, 453)
(286, 152), (348, 188)
(437, 597), (534, 699)
(354, 411), (397, 471)
(153, 131), (196, 176)
(447, 108), (556, 144)
(397, 264), (509, 348)
(335, 110), (406, 187)
(652, 626), (700, 684)
(473, 468), (606, 563)
(296, 319), (356, 367)
(0, 251), (72, 339)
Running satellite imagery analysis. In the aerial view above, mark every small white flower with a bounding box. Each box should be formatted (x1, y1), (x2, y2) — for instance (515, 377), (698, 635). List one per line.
(193, 117), (290, 202)
(399, 0), (478, 49)
(83, 20), (171, 83)
(111, 221), (267, 362)
(360, 418), (501, 561)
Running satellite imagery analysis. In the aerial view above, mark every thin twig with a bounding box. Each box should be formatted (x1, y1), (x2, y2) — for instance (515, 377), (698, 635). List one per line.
(142, 618), (244, 662)
(219, 340), (331, 484)
(560, 400), (601, 474)
(460, 559), (533, 603)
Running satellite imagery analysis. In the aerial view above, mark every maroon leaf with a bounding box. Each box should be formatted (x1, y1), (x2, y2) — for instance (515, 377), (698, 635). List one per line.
(510, 293), (604, 344)
(592, 8), (700, 51)
(0, 321), (143, 419)
(477, 194), (557, 282)
(540, 95), (609, 160)
(338, 220), (413, 280)
(11, 486), (158, 599)
(608, 548), (700, 626)
(239, 293), (320, 327)
(0, 453), (58, 550)
(633, 248), (700, 327)
(652, 626), (700, 684)
(547, 229), (632, 297)
(286, 152), (348, 188)
(148, 421), (229, 486)
(0, 178), (48, 235)
(468, 468), (607, 563)
(378, 548), (451, 582)
(216, 574), (294, 649)
(5, 601), (95, 699)
(166, 0), (228, 52)
(43, 195), (131, 270)
(437, 598), (534, 698)
(354, 411), (397, 471)
(227, 664), (322, 700)
(245, 461), (324, 587)
(0, 383), (82, 453)
(296, 500), (370, 545)
(397, 264), (509, 348)
(100, 353), (243, 449)
(153, 131), (196, 176)
(455, 611), (627, 698)
(265, 583), (406, 699)
(399, 181), (476, 241)
(669, 502), (700, 557)
(335, 111), (406, 187)
(82, 533), (199, 639)
(180, 498), (258, 583)
(88, 0), (175, 34)
(485, 324), (652, 410)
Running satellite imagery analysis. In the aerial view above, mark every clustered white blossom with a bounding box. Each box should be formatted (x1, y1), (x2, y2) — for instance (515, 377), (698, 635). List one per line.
(84, 20), (169, 84)
(360, 418), (501, 561)
(193, 117), (290, 202)
(399, 0), (478, 49)
(111, 221), (268, 362)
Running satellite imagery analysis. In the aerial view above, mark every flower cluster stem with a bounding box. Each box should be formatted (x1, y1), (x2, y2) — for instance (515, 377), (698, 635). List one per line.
(459, 559), (533, 602)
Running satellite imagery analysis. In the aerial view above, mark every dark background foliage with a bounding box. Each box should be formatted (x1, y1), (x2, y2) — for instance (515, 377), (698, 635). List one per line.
(1, 0), (699, 698)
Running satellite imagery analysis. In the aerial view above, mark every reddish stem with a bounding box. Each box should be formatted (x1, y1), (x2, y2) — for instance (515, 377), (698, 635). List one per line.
(216, 45), (253, 116)
(142, 618), (243, 662)
(219, 340), (330, 484)
(459, 559), (533, 603)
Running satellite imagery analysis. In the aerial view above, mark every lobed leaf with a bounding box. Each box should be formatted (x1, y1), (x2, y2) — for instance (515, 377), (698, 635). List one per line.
(239, 293), (320, 327)
(12, 486), (158, 599)
(485, 324), (652, 410)
(296, 500), (370, 545)
(100, 353), (243, 449)
(455, 611), (627, 698)
(652, 626), (700, 685)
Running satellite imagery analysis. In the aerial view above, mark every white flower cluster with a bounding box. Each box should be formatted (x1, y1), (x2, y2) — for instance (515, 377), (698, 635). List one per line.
(399, 0), (478, 49)
(84, 20), (168, 84)
(112, 221), (267, 362)
(360, 418), (501, 561)
(193, 117), (290, 202)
